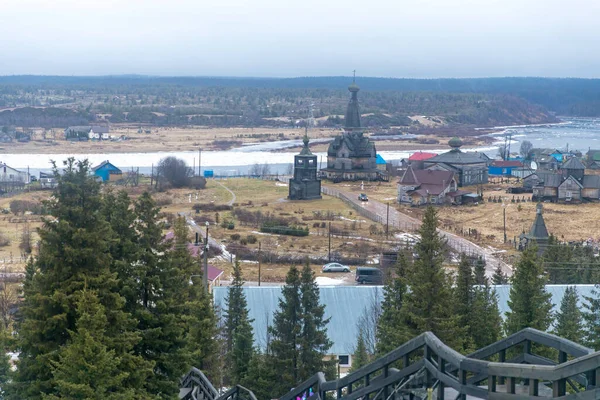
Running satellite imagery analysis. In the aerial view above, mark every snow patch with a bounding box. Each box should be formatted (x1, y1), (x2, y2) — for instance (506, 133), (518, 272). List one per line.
(315, 276), (347, 286)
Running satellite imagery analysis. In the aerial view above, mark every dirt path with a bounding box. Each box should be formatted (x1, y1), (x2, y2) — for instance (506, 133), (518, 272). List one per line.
(214, 180), (236, 206)
(322, 185), (513, 278)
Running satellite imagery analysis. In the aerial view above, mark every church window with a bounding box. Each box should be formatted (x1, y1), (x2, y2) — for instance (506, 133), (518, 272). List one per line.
(309, 159), (314, 165)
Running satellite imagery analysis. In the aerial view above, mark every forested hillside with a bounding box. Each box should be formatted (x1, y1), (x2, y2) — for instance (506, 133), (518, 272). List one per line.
(1, 75), (589, 129)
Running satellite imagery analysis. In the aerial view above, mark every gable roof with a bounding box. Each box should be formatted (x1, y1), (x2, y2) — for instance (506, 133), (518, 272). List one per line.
(559, 175), (583, 189)
(92, 160), (121, 172)
(375, 154), (386, 164)
(562, 157), (585, 170)
(409, 151), (437, 161)
(526, 172), (563, 188)
(399, 166), (419, 185)
(426, 149), (488, 165)
(400, 169), (455, 196)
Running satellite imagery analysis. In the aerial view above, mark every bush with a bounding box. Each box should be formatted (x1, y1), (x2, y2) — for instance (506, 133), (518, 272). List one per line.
(240, 238), (248, 245)
(0, 233), (9, 247)
(157, 156), (193, 189)
(154, 195), (172, 206)
(246, 234), (258, 244)
(9, 200), (46, 215)
(227, 222), (235, 230)
(230, 233), (241, 241)
(193, 203), (232, 212)
(260, 223), (309, 237)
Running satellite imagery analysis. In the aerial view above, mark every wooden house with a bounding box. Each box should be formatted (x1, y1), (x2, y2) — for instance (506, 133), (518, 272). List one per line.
(582, 175), (600, 200)
(557, 176), (583, 203)
(397, 167), (457, 205)
(524, 172), (562, 200)
(92, 160), (122, 182)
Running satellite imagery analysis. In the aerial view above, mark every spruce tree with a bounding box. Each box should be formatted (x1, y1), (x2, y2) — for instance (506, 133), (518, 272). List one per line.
(554, 286), (583, 342)
(45, 290), (137, 400)
(401, 206), (464, 349)
(376, 253), (409, 355)
(504, 246), (553, 334)
(583, 285), (600, 349)
(350, 328), (370, 372)
(241, 352), (276, 400)
(10, 159), (151, 399)
(454, 254), (475, 351)
(492, 264), (508, 285)
(470, 281), (503, 348)
(268, 264), (332, 397)
(474, 257), (486, 285)
(268, 266), (302, 396)
(225, 260), (254, 383)
(298, 263), (332, 381)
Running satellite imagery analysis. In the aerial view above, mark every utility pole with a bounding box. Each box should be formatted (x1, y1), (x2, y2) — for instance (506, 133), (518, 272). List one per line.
(258, 242), (262, 286)
(203, 221), (209, 291)
(193, 157), (195, 176)
(150, 163), (154, 188)
(503, 207), (507, 243)
(198, 148), (202, 177)
(328, 222), (331, 262)
(386, 202), (390, 240)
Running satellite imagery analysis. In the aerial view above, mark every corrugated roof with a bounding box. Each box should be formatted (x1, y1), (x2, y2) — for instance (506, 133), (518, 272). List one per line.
(583, 175), (600, 189)
(491, 160), (523, 168)
(409, 152), (437, 161)
(213, 286), (385, 354)
(213, 284), (598, 355)
(426, 150), (488, 165)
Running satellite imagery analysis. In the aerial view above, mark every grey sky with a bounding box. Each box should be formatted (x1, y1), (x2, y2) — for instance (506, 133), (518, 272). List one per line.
(1, 0), (599, 78)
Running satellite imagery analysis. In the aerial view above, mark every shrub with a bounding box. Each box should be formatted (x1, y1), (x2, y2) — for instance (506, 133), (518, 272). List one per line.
(154, 196), (172, 206)
(246, 234), (258, 244)
(227, 222), (235, 230)
(157, 156), (193, 189)
(0, 233), (9, 247)
(230, 233), (241, 241)
(193, 203), (232, 212)
(9, 200), (46, 215)
(240, 238), (248, 245)
(260, 223), (309, 237)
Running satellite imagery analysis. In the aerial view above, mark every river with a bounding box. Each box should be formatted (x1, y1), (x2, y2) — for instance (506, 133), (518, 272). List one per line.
(4, 117), (597, 176)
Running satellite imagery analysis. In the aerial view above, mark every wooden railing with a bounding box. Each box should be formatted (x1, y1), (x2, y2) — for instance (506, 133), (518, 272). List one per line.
(181, 328), (600, 400)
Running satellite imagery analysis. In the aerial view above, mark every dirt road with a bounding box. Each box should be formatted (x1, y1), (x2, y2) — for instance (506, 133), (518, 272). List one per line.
(322, 185), (513, 278)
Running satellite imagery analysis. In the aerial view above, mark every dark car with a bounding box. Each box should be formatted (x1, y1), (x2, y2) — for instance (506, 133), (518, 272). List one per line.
(355, 267), (383, 285)
(358, 193), (368, 201)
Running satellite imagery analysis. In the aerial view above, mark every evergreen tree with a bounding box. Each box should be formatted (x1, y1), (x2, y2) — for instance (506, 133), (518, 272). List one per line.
(474, 257), (487, 285)
(583, 285), (600, 349)
(45, 290), (137, 400)
(542, 237), (573, 284)
(350, 328), (370, 372)
(376, 253), (409, 355)
(224, 260), (254, 383)
(504, 246), (553, 335)
(401, 206), (464, 349)
(241, 352), (276, 400)
(268, 266), (302, 396)
(492, 264), (508, 285)
(470, 281), (503, 348)
(298, 263), (332, 381)
(268, 264), (332, 397)
(454, 254), (475, 351)
(554, 286), (583, 343)
(10, 159), (151, 399)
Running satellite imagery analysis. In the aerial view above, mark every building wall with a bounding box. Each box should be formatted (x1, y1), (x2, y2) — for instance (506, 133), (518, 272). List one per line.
(582, 188), (600, 199)
(558, 178), (582, 201)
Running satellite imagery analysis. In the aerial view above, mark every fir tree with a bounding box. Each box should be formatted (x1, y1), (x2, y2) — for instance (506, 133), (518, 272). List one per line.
(298, 263), (332, 381)
(583, 285), (600, 349)
(10, 159), (152, 399)
(470, 281), (503, 348)
(401, 206), (464, 350)
(376, 253), (409, 355)
(554, 286), (583, 343)
(454, 254), (475, 351)
(268, 266), (302, 396)
(492, 264), (508, 285)
(504, 246), (553, 335)
(224, 260), (254, 383)
(241, 352), (276, 400)
(474, 257), (487, 285)
(350, 328), (370, 372)
(45, 290), (137, 400)
(268, 264), (332, 397)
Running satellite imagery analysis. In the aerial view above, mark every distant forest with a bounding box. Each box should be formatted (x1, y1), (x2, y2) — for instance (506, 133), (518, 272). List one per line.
(1, 75), (598, 129)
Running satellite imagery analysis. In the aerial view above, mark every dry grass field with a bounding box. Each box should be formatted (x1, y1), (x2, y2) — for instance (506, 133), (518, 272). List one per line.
(3, 125), (488, 155)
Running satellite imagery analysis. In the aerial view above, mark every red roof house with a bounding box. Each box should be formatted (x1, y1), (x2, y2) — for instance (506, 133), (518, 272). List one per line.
(409, 152), (437, 161)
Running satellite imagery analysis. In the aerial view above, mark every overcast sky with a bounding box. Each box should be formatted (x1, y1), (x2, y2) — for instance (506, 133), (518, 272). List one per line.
(1, 0), (598, 78)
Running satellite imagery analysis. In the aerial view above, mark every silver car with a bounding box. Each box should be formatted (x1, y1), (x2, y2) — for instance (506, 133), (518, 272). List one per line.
(322, 263), (351, 273)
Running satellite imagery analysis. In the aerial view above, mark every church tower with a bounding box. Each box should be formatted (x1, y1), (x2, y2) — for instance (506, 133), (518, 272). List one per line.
(288, 130), (322, 200)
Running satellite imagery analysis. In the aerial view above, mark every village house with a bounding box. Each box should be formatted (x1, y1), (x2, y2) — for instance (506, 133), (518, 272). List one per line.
(92, 160), (123, 182)
(586, 149), (600, 169)
(64, 125), (110, 141)
(423, 137), (490, 186)
(407, 151), (437, 170)
(0, 162), (29, 184)
(397, 166), (458, 205)
(488, 160), (523, 176)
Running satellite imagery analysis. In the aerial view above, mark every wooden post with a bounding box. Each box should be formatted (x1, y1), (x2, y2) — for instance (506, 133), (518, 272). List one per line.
(258, 241), (261, 287)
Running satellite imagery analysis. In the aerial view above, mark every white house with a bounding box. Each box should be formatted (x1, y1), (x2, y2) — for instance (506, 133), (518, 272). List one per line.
(0, 163), (29, 184)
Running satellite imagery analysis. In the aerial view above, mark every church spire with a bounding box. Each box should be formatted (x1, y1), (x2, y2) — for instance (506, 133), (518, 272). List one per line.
(345, 72), (361, 130)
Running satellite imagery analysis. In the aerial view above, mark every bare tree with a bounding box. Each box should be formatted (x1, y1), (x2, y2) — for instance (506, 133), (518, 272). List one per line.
(520, 140), (533, 160)
(286, 163), (294, 176)
(260, 163), (271, 176)
(497, 144), (508, 161)
(249, 163), (262, 177)
(19, 223), (32, 256)
(156, 156), (193, 189)
(352, 287), (382, 355)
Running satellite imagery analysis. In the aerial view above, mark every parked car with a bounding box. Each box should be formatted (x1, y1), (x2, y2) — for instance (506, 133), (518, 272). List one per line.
(358, 193), (368, 201)
(355, 267), (383, 284)
(322, 263), (351, 273)
(30, 175), (38, 182)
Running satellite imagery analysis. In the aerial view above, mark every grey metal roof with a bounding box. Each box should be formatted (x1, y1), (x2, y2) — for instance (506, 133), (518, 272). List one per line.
(213, 286), (384, 355)
(213, 284), (598, 355)
(583, 175), (600, 189)
(426, 150), (488, 165)
(528, 172), (563, 188)
(562, 157), (585, 170)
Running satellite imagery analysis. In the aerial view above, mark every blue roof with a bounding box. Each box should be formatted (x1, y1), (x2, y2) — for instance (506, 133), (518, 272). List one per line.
(376, 154), (386, 165)
(213, 285), (596, 355)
